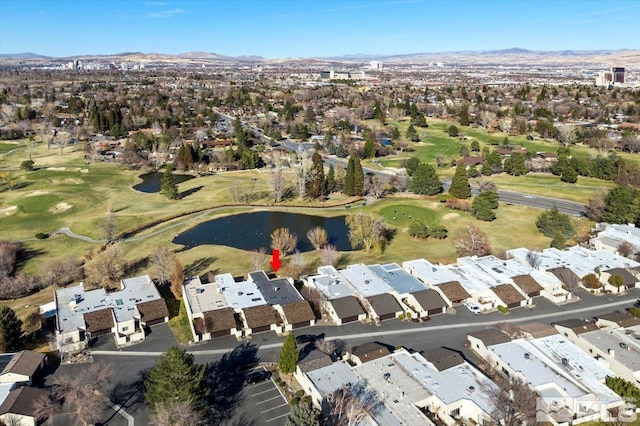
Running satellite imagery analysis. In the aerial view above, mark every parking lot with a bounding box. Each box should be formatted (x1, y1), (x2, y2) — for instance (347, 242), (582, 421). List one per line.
(229, 372), (289, 426)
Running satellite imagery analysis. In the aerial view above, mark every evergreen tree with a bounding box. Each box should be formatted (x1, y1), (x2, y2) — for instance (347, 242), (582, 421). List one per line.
(503, 152), (529, 176)
(390, 126), (400, 140)
(144, 346), (208, 413)
(353, 157), (364, 196)
(326, 164), (336, 193)
(481, 160), (493, 176)
(560, 165), (578, 184)
(278, 334), (298, 374)
(285, 400), (321, 426)
(536, 205), (576, 239)
(405, 157), (421, 177)
(0, 307), (23, 352)
(447, 125), (459, 137)
(306, 151), (326, 199)
(602, 187), (638, 224)
(410, 163), (443, 195)
(363, 139), (376, 159)
(344, 156), (355, 196)
(160, 164), (178, 200)
(471, 191), (498, 221)
(449, 162), (471, 199)
(405, 125), (420, 142)
(459, 103), (470, 126)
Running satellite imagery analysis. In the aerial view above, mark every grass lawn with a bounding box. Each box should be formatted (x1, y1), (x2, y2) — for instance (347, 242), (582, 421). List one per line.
(0, 142), (22, 154)
(168, 298), (193, 344)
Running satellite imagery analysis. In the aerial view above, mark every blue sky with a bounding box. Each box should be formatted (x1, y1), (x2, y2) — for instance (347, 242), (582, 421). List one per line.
(1, 0), (639, 57)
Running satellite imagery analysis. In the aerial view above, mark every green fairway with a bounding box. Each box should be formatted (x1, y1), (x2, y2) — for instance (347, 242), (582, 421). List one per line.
(379, 203), (440, 227)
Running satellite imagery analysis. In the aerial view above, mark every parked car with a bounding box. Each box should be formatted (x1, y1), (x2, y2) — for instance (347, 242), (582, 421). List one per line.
(246, 370), (272, 384)
(464, 302), (482, 315)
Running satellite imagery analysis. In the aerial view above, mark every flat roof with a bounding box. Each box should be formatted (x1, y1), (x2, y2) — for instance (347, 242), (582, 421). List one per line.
(393, 350), (497, 418)
(581, 328), (640, 373)
(529, 335), (621, 404)
(249, 271), (303, 305)
(56, 275), (162, 333)
(216, 274), (267, 309)
(184, 276), (228, 315)
(594, 223), (640, 250)
(338, 264), (394, 297)
(490, 338), (588, 398)
(457, 257), (511, 287)
(401, 258), (437, 284)
(368, 263), (428, 294)
(306, 266), (356, 300)
(306, 360), (361, 397)
(354, 351), (433, 425)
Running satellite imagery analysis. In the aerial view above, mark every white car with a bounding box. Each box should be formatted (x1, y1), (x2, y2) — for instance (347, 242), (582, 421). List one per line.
(464, 302), (482, 315)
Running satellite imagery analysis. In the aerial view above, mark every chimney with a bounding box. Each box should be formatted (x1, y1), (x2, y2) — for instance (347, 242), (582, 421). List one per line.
(609, 349), (615, 358)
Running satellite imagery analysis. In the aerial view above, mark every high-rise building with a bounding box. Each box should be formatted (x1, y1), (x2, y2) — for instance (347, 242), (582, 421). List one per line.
(369, 60), (382, 70)
(595, 66), (625, 86)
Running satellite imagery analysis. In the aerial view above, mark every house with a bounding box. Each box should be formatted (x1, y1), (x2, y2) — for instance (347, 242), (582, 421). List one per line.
(0, 386), (50, 426)
(436, 281), (472, 305)
(460, 155), (485, 168)
(484, 335), (624, 424)
(240, 304), (281, 336)
(304, 265), (358, 300)
(421, 347), (465, 372)
(300, 360), (362, 411)
(0, 351), (46, 386)
(596, 311), (640, 329)
(183, 274), (267, 341)
(601, 267), (639, 290)
(511, 274), (544, 298)
(193, 308), (238, 341)
(277, 300), (316, 331)
(553, 318), (600, 340)
(490, 283), (527, 309)
(364, 293), (403, 322)
(517, 322), (558, 339)
(576, 326), (640, 383)
(55, 275), (168, 354)
(323, 296), (366, 325)
(345, 342), (391, 366)
(403, 288), (448, 318)
(590, 223), (640, 255)
(467, 328), (511, 359)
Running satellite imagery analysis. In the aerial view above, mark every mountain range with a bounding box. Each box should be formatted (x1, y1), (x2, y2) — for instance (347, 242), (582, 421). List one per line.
(1, 48), (638, 66)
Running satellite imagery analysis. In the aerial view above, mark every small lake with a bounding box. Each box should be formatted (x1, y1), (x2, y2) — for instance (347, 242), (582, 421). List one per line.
(172, 211), (352, 252)
(133, 172), (195, 193)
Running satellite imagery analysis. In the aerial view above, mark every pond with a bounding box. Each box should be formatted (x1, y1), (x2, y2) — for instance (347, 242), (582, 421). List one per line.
(133, 172), (195, 193)
(172, 211), (352, 252)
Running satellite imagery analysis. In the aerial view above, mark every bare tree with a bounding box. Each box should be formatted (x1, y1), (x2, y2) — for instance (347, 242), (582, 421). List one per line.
(478, 111), (495, 130)
(35, 361), (113, 426)
(525, 251), (541, 269)
(556, 268), (580, 296)
(345, 214), (389, 252)
(23, 309), (43, 341)
(320, 244), (339, 266)
(150, 400), (204, 426)
(269, 151), (286, 203)
(618, 241), (635, 259)
(249, 247), (268, 271)
(170, 259), (185, 299)
(101, 209), (117, 242)
(558, 125), (576, 147)
(58, 131), (71, 155)
(301, 286), (325, 319)
(497, 118), (512, 133)
(454, 225), (491, 257)
(271, 228), (298, 256)
(598, 138), (617, 156)
(363, 175), (386, 199)
(489, 375), (538, 426)
(149, 246), (176, 284)
(477, 179), (497, 193)
(307, 227), (328, 250)
(326, 382), (383, 426)
(295, 152), (311, 200)
(315, 338), (346, 358)
(38, 255), (82, 288)
(285, 251), (309, 279)
(83, 244), (126, 290)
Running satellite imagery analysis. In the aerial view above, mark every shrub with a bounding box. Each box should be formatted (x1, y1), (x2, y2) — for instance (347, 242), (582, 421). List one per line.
(291, 397), (300, 406)
(295, 390), (305, 398)
(608, 275), (624, 288)
(34, 232), (48, 239)
(437, 193), (451, 203)
(497, 305), (509, 314)
(629, 307), (640, 318)
(429, 226), (448, 239)
(582, 273), (602, 289)
(20, 160), (34, 170)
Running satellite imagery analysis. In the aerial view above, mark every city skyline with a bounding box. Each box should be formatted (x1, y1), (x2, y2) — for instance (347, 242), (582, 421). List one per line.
(1, 0), (639, 58)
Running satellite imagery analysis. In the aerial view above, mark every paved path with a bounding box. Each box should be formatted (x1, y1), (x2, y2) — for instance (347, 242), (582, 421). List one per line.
(92, 296), (633, 357)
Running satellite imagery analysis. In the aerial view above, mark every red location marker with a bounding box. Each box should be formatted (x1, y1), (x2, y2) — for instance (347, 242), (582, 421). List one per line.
(270, 249), (281, 273)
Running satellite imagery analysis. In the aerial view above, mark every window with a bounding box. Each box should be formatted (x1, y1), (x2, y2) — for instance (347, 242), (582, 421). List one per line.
(449, 407), (460, 418)
(122, 326), (129, 332)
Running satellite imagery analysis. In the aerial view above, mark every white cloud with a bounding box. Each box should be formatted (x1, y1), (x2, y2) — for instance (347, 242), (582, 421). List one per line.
(145, 1), (168, 6)
(146, 8), (184, 18)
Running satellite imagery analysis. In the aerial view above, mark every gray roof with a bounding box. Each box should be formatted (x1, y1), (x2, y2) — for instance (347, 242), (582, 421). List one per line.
(468, 328), (511, 346)
(249, 271), (303, 305)
(553, 318), (599, 334)
(423, 347), (465, 372)
(0, 386), (50, 417)
(605, 268), (639, 286)
(350, 342), (391, 363)
(328, 296), (365, 319)
(366, 294), (402, 317)
(367, 263), (428, 294)
(0, 351), (45, 378)
(298, 350), (334, 373)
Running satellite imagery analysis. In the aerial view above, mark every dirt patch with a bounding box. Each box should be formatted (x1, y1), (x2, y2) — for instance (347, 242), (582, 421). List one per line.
(442, 212), (459, 220)
(80, 169), (89, 173)
(26, 190), (49, 197)
(51, 202), (72, 214)
(47, 167), (66, 171)
(0, 206), (17, 216)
